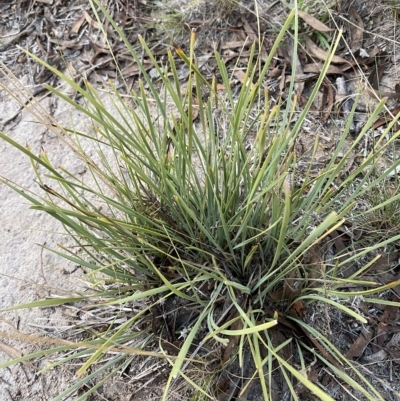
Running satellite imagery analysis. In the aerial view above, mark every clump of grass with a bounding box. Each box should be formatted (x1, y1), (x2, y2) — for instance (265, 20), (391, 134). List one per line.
(1, 1), (400, 400)
(354, 179), (400, 246)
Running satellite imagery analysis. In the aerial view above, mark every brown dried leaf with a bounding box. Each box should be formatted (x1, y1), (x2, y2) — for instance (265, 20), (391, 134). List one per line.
(362, 252), (400, 275)
(320, 78), (334, 123)
(220, 40), (254, 49)
(348, 8), (364, 51)
(380, 302), (399, 324)
(299, 323), (343, 369)
(0, 341), (36, 369)
(190, 97), (199, 121)
(374, 106), (400, 129)
(387, 333), (400, 364)
(269, 287), (285, 301)
(83, 10), (102, 30)
(375, 322), (388, 348)
(232, 69), (247, 84)
(368, 61), (387, 90)
(268, 66), (283, 78)
(303, 63), (345, 75)
(121, 60), (153, 77)
(292, 300), (304, 315)
(303, 35), (349, 65)
(159, 339), (182, 356)
(222, 318), (242, 364)
(361, 349), (388, 363)
(241, 16), (258, 42)
(298, 10), (333, 32)
(69, 13), (85, 38)
(346, 327), (373, 359)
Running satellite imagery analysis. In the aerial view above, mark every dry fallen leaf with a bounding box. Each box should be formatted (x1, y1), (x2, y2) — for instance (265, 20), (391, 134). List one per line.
(348, 8), (364, 51)
(232, 69), (248, 85)
(219, 40), (254, 50)
(368, 60), (387, 90)
(373, 106), (400, 129)
(83, 10), (102, 30)
(298, 10), (333, 32)
(360, 252), (400, 275)
(299, 323), (343, 370)
(346, 327), (373, 359)
(189, 97), (200, 121)
(375, 322), (388, 348)
(241, 16), (258, 42)
(292, 300), (304, 315)
(303, 35), (350, 65)
(121, 60), (153, 77)
(69, 13), (86, 38)
(320, 77), (334, 123)
(0, 341), (36, 369)
(303, 63), (345, 75)
(380, 302), (399, 325)
(386, 333), (400, 364)
(361, 349), (388, 363)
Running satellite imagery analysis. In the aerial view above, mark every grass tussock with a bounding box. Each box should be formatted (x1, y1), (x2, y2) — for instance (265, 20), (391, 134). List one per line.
(1, 1), (400, 400)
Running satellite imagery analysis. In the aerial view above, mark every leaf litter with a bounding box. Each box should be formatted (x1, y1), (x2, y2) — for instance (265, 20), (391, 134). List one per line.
(1, 0), (400, 400)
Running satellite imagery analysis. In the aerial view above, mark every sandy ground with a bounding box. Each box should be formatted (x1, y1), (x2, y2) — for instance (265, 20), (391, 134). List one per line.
(0, 75), (156, 400)
(0, 77), (93, 399)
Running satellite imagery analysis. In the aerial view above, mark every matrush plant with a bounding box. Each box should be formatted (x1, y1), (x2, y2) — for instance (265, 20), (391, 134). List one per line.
(1, 1), (400, 400)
